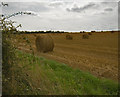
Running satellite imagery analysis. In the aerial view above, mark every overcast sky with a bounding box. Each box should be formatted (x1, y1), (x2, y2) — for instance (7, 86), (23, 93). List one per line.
(1, 0), (119, 32)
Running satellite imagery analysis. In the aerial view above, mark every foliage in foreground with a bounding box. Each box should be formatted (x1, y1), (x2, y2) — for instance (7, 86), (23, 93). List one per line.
(2, 50), (119, 95)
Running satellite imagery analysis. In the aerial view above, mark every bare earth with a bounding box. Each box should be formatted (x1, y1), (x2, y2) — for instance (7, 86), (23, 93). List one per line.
(13, 32), (118, 81)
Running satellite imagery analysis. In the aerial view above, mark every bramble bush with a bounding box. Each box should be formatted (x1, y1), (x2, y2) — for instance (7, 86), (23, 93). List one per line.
(1, 3), (36, 94)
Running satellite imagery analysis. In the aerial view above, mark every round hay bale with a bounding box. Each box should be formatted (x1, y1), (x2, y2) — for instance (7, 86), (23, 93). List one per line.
(35, 35), (54, 53)
(82, 34), (89, 39)
(66, 34), (73, 40)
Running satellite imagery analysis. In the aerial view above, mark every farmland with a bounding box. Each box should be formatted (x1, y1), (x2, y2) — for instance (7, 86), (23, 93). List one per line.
(12, 32), (118, 81)
(2, 1), (119, 95)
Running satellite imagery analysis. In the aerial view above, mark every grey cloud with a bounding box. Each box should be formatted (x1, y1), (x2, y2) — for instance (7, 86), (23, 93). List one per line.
(101, 2), (113, 4)
(49, 2), (63, 7)
(101, 2), (118, 8)
(103, 0), (119, 2)
(66, 3), (96, 13)
(104, 8), (113, 11)
(26, 3), (50, 12)
(2, 2), (50, 15)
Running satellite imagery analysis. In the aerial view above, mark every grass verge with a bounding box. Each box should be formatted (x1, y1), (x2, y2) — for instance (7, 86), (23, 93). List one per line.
(2, 50), (119, 95)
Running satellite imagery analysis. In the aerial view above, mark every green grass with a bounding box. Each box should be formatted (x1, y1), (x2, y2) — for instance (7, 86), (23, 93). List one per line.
(3, 50), (119, 95)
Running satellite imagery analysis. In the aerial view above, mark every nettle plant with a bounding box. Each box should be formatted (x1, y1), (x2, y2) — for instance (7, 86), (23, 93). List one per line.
(1, 2), (36, 76)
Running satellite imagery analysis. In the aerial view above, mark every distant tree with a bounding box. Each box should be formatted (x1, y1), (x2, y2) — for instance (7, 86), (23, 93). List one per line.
(46, 30), (52, 33)
(61, 31), (64, 33)
(91, 31), (96, 33)
(111, 31), (115, 33)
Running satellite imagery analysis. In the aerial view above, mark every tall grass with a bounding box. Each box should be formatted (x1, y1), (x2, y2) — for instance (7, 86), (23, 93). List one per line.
(2, 50), (119, 95)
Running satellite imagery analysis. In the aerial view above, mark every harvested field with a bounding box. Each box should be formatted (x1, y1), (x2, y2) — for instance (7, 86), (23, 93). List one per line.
(66, 34), (73, 40)
(12, 32), (118, 81)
